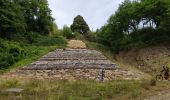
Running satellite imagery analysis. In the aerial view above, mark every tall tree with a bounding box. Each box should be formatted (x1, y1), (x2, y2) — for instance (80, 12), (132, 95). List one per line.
(16, 0), (54, 34)
(71, 15), (90, 34)
(37, 0), (54, 34)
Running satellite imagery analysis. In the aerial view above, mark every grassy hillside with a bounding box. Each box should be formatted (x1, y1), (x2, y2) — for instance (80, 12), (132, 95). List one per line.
(0, 36), (67, 73)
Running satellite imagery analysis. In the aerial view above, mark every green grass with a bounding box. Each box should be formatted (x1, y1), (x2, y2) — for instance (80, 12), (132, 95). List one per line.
(86, 41), (115, 62)
(8, 45), (65, 71)
(0, 79), (169, 100)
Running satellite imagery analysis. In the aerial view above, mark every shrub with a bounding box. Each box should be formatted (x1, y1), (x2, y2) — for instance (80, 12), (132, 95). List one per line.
(62, 25), (75, 39)
(26, 32), (39, 44)
(34, 35), (67, 46)
(84, 32), (97, 42)
(150, 79), (157, 86)
(26, 32), (67, 46)
(0, 35), (67, 71)
(131, 28), (170, 45)
(0, 53), (15, 69)
(0, 40), (26, 69)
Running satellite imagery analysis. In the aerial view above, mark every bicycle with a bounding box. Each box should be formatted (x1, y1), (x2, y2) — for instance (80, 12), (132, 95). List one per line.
(156, 64), (169, 81)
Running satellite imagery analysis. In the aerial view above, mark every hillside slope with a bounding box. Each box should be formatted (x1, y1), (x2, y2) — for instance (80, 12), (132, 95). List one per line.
(116, 46), (170, 76)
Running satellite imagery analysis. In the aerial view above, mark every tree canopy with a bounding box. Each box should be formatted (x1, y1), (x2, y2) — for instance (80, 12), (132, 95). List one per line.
(71, 15), (90, 34)
(106, 0), (169, 34)
(97, 0), (170, 53)
(0, 0), (26, 37)
(0, 0), (54, 38)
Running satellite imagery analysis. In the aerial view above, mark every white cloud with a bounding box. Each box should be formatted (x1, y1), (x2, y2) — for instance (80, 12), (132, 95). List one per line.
(48, 0), (124, 30)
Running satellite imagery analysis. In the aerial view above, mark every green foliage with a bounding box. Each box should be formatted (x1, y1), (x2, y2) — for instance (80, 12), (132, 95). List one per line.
(17, 0), (54, 34)
(26, 32), (67, 46)
(97, 0), (170, 53)
(84, 32), (98, 42)
(0, 37), (66, 71)
(0, 39), (26, 69)
(71, 15), (90, 34)
(62, 25), (74, 39)
(52, 23), (59, 35)
(34, 35), (67, 46)
(0, 0), (66, 71)
(0, 0), (54, 39)
(0, 0), (66, 70)
(86, 42), (115, 60)
(0, 0), (26, 37)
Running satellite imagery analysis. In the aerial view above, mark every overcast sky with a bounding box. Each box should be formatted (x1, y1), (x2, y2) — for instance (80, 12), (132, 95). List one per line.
(48, 0), (124, 30)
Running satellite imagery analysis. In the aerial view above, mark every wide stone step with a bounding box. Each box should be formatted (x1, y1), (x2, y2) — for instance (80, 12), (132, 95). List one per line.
(54, 49), (97, 52)
(22, 63), (116, 70)
(45, 53), (103, 58)
(44, 53), (103, 57)
(28, 60), (114, 65)
(42, 54), (106, 57)
(40, 57), (107, 61)
(47, 49), (103, 55)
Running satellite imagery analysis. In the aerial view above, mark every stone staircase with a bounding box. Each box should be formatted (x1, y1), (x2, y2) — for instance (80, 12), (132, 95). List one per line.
(22, 48), (117, 70)
(2, 40), (141, 80)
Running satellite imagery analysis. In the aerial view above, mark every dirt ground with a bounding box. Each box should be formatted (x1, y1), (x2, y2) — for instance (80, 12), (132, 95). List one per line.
(145, 89), (170, 100)
(116, 46), (170, 74)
